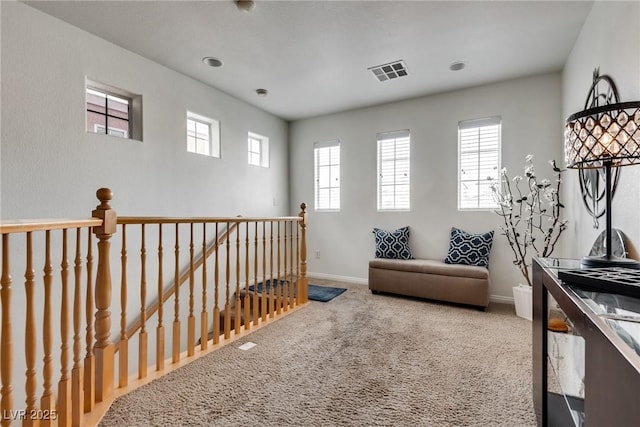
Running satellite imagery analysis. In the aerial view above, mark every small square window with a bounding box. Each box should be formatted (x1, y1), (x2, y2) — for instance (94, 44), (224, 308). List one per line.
(187, 112), (220, 158)
(86, 88), (130, 138)
(85, 79), (142, 141)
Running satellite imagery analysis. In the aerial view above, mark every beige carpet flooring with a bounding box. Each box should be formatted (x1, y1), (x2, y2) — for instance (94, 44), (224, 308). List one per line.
(99, 281), (536, 426)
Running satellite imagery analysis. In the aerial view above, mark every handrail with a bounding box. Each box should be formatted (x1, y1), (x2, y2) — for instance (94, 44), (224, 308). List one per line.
(0, 218), (102, 234)
(123, 221), (240, 340)
(118, 216), (302, 224)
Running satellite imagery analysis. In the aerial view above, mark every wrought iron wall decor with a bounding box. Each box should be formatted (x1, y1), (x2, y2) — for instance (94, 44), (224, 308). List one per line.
(578, 69), (621, 228)
(564, 68), (640, 268)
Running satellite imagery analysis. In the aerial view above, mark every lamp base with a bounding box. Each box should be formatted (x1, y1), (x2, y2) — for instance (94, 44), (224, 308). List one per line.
(580, 255), (640, 269)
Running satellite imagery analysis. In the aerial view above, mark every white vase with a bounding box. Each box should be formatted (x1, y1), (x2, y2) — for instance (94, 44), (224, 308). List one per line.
(513, 284), (532, 321)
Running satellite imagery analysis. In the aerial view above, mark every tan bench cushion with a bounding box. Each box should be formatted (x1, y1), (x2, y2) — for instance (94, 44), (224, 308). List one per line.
(369, 258), (489, 280)
(368, 258), (490, 308)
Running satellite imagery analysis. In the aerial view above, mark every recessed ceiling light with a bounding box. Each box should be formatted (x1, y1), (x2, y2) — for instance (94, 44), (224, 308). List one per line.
(202, 57), (223, 68)
(236, 1), (255, 12)
(256, 88), (268, 97)
(449, 61), (466, 71)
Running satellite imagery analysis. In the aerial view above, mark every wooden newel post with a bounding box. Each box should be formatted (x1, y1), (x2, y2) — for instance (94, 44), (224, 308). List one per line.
(92, 188), (116, 402)
(298, 203), (308, 304)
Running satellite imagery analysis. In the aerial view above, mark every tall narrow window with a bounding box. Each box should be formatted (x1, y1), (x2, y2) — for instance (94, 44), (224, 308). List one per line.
(86, 87), (130, 138)
(377, 130), (410, 211)
(314, 140), (340, 211)
(458, 116), (501, 210)
(187, 112), (220, 157)
(248, 132), (269, 167)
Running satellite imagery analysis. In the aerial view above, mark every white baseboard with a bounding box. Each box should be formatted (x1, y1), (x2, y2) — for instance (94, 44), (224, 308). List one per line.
(490, 294), (515, 305)
(307, 272), (368, 285)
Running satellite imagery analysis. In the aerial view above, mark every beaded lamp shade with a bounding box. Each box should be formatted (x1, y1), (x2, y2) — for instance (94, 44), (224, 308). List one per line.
(564, 69), (640, 268)
(565, 102), (640, 169)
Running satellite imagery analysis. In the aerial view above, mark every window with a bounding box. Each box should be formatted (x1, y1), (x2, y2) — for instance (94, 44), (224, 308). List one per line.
(377, 130), (410, 211)
(187, 112), (220, 157)
(248, 132), (269, 167)
(86, 88), (130, 138)
(85, 79), (142, 140)
(458, 117), (501, 210)
(314, 140), (340, 211)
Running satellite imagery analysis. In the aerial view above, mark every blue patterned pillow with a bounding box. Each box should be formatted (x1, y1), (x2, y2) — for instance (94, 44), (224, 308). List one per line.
(373, 226), (414, 259)
(443, 227), (494, 268)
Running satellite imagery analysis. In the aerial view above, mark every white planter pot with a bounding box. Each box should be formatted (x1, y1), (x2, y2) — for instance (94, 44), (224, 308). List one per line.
(513, 285), (532, 321)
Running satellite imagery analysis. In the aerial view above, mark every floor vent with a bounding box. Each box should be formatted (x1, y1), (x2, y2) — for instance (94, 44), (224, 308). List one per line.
(238, 342), (256, 351)
(368, 60), (409, 82)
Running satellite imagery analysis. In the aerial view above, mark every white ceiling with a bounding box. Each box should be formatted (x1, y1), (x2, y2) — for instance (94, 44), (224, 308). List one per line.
(24, 0), (594, 121)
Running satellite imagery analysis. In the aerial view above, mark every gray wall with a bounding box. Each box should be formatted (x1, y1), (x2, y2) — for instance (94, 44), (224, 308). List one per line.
(289, 73), (564, 300)
(561, 1), (640, 260)
(1, 2), (289, 219)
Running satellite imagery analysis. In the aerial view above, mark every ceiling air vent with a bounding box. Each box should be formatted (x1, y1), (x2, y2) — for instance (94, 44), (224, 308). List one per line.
(368, 60), (409, 82)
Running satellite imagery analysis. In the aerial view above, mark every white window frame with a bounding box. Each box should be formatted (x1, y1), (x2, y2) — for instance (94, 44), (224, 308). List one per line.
(248, 132), (269, 167)
(187, 112), (220, 158)
(458, 116), (501, 210)
(314, 140), (340, 211)
(94, 124), (128, 138)
(85, 78), (143, 141)
(377, 129), (410, 211)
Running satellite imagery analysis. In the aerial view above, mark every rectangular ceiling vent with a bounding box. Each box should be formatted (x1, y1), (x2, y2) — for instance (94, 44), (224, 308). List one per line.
(368, 60), (408, 82)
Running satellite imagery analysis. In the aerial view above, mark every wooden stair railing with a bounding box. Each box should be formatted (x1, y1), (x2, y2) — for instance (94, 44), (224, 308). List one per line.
(121, 220), (240, 345)
(0, 188), (308, 426)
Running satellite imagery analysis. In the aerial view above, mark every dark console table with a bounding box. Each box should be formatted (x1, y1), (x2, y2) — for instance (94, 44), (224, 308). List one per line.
(533, 258), (640, 426)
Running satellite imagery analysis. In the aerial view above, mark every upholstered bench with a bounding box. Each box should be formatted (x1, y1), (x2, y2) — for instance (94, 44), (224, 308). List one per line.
(368, 258), (490, 309)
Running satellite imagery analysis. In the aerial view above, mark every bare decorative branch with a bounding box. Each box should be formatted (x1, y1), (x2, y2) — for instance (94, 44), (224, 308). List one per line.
(489, 156), (567, 286)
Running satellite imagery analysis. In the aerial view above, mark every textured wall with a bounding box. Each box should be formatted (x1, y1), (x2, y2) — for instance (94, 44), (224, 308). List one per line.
(1, 2), (289, 220)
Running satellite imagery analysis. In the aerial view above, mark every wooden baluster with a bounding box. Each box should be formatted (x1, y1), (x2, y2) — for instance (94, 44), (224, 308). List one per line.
(199, 224), (207, 351)
(92, 188), (117, 402)
(1, 234), (12, 427)
(58, 229), (71, 426)
(187, 223), (196, 356)
(269, 222), (274, 318)
(261, 222), (267, 323)
(71, 229), (83, 426)
(253, 222), (259, 326)
(139, 225), (147, 379)
(296, 220), (300, 306)
(298, 203), (308, 303)
(224, 222), (231, 339)
(119, 224), (128, 388)
(213, 223), (220, 345)
(234, 223), (241, 334)
(24, 233), (37, 427)
(289, 221), (295, 309)
(244, 222), (250, 330)
(276, 221), (281, 315)
(84, 232), (95, 411)
(156, 224), (164, 371)
(172, 224), (180, 364)
(283, 221), (288, 312)
(41, 231), (55, 424)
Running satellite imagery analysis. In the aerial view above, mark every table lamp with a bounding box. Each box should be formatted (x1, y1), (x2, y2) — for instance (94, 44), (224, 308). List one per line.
(564, 70), (640, 268)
